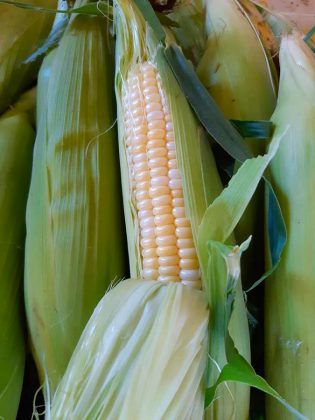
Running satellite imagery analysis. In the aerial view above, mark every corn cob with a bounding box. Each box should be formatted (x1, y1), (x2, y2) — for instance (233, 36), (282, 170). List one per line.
(122, 61), (202, 288)
(24, 0), (127, 394)
(265, 32), (315, 419)
(0, 0), (56, 113)
(0, 90), (35, 420)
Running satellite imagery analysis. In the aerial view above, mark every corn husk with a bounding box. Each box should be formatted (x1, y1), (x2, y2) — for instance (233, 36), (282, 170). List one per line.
(0, 0), (56, 113)
(265, 32), (315, 419)
(197, 0), (277, 291)
(0, 90), (35, 420)
(49, 279), (209, 419)
(24, 0), (127, 394)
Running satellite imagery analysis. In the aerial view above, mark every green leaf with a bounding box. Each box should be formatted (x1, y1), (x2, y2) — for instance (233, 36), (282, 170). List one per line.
(24, 14), (69, 64)
(156, 12), (179, 28)
(304, 25), (315, 52)
(231, 120), (273, 139)
(205, 350), (307, 420)
(133, 0), (166, 43)
(198, 130), (282, 249)
(0, 0), (112, 16)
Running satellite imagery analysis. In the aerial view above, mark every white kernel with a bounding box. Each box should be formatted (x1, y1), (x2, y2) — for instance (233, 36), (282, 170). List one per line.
(154, 214), (174, 226)
(177, 238), (195, 248)
(168, 159), (177, 169)
(152, 195), (172, 207)
(135, 190), (150, 202)
(141, 238), (156, 248)
(171, 189), (183, 198)
(172, 198), (184, 207)
(142, 257), (159, 269)
(158, 275), (179, 282)
(159, 265), (179, 276)
(172, 207), (185, 218)
(179, 248), (197, 259)
(179, 259), (199, 269)
(148, 157), (168, 168)
(176, 227), (192, 239)
(146, 102), (162, 113)
(134, 171), (150, 182)
(138, 209), (153, 220)
(142, 268), (159, 280)
(149, 186), (170, 198)
(166, 141), (175, 151)
(133, 161), (148, 173)
(153, 205), (172, 216)
(139, 217), (155, 229)
(137, 199), (152, 211)
(135, 180), (150, 191)
(133, 153), (147, 164)
(175, 218), (190, 228)
(156, 235), (177, 247)
(168, 149), (177, 159)
(147, 139), (165, 149)
(132, 134), (147, 145)
(166, 122), (173, 131)
(169, 179), (182, 190)
(179, 269), (200, 281)
(151, 176), (169, 187)
(147, 110), (164, 121)
(131, 108), (144, 118)
(158, 255), (179, 266)
(157, 246), (178, 257)
(166, 132), (174, 141)
(147, 148), (167, 159)
(155, 224), (175, 236)
(150, 167), (168, 177)
(169, 169), (181, 179)
(143, 86), (159, 95)
(141, 227), (155, 238)
(142, 248), (157, 258)
(132, 144), (146, 155)
(148, 129), (165, 139)
(148, 120), (164, 129)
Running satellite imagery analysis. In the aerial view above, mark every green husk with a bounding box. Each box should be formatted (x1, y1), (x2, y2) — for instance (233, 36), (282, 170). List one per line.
(0, 0), (57, 113)
(24, 0), (127, 394)
(50, 279), (209, 419)
(0, 90), (35, 420)
(265, 32), (315, 419)
(197, 0), (277, 290)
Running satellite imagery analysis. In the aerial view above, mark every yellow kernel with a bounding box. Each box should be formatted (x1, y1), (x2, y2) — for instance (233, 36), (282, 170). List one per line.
(159, 266), (179, 276)
(179, 259), (199, 269)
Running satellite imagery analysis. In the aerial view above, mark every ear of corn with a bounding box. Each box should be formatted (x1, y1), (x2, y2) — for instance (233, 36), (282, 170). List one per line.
(265, 32), (315, 419)
(197, 0), (277, 293)
(0, 91), (35, 419)
(49, 0), (250, 417)
(24, 0), (127, 394)
(0, 0), (57, 113)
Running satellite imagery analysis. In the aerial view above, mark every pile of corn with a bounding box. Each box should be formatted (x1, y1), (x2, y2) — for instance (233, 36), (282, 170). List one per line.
(0, 0), (314, 419)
